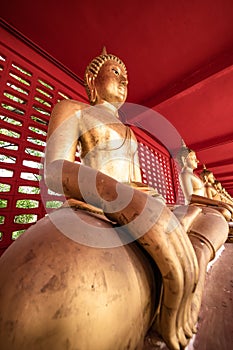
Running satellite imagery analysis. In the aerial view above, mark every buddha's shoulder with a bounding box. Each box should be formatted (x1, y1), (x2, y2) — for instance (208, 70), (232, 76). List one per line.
(180, 169), (192, 178)
(53, 99), (89, 114)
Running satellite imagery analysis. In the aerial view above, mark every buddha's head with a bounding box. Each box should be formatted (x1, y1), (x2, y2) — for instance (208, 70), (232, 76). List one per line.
(176, 142), (199, 169)
(200, 166), (215, 184)
(84, 47), (128, 107)
(214, 180), (222, 191)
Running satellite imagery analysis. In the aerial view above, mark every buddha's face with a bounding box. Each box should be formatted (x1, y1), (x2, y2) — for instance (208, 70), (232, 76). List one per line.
(185, 151), (199, 169)
(94, 60), (128, 107)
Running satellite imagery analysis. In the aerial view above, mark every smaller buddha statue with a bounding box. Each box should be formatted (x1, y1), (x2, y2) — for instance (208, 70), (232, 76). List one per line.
(219, 185), (233, 205)
(200, 166), (233, 218)
(214, 180), (224, 198)
(175, 142), (205, 204)
(213, 180), (232, 204)
(175, 145), (232, 220)
(199, 165), (219, 200)
(223, 188), (233, 204)
(174, 142), (229, 335)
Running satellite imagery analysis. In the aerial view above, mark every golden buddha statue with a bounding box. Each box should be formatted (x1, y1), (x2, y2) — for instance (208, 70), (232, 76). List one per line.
(222, 187), (233, 204)
(200, 165), (220, 200)
(173, 143), (229, 333)
(199, 165), (233, 216)
(45, 48), (200, 350)
(176, 144), (232, 217)
(176, 143), (206, 204)
(214, 180), (224, 198)
(0, 49), (228, 350)
(201, 168), (233, 206)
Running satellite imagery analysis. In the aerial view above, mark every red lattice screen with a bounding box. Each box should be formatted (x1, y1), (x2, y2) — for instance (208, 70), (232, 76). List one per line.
(131, 126), (182, 205)
(0, 28), (87, 255)
(0, 24), (181, 256)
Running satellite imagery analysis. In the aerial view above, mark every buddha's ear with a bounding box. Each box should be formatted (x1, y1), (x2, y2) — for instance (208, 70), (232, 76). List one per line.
(85, 72), (95, 90)
(181, 155), (186, 166)
(85, 72), (97, 104)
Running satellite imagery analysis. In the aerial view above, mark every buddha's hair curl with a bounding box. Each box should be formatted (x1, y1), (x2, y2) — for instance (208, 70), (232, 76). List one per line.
(84, 52), (127, 103)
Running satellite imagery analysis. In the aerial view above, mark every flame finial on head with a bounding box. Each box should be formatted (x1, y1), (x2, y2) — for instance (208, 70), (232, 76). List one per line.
(101, 46), (107, 55)
(181, 139), (186, 147)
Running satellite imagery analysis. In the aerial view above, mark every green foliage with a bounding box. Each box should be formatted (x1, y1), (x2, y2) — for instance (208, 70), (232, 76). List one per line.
(0, 112), (62, 237)
(0, 127), (20, 138)
(0, 199), (7, 208)
(18, 185), (40, 194)
(14, 214), (37, 224)
(12, 230), (25, 240)
(0, 183), (11, 192)
(16, 199), (39, 209)
(46, 200), (63, 209)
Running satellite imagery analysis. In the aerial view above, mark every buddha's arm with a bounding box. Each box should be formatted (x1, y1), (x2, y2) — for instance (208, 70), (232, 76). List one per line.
(45, 99), (84, 193)
(132, 152), (143, 182)
(179, 172), (193, 203)
(205, 184), (215, 199)
(191, 194), (233, 215)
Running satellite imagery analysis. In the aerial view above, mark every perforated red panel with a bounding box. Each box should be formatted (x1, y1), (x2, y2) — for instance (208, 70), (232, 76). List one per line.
(0, 37), (87, 254)
(131, 126), (181, 205)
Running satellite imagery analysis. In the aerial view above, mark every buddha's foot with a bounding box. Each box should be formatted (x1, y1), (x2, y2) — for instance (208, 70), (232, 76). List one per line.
(183, 292), (196, 338)
(177, 327), (189, 348)
(154, 307), (190, 350)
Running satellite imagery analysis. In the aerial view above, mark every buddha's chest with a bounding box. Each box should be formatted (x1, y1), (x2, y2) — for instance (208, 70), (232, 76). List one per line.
(78, 112), (137, 157)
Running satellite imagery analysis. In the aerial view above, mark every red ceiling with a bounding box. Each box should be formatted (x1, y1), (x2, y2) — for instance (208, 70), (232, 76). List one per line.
(1, 0), (233, 195)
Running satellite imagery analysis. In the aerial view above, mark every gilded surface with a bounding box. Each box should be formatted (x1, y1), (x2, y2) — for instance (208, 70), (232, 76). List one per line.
(0, 50), (230, 350)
